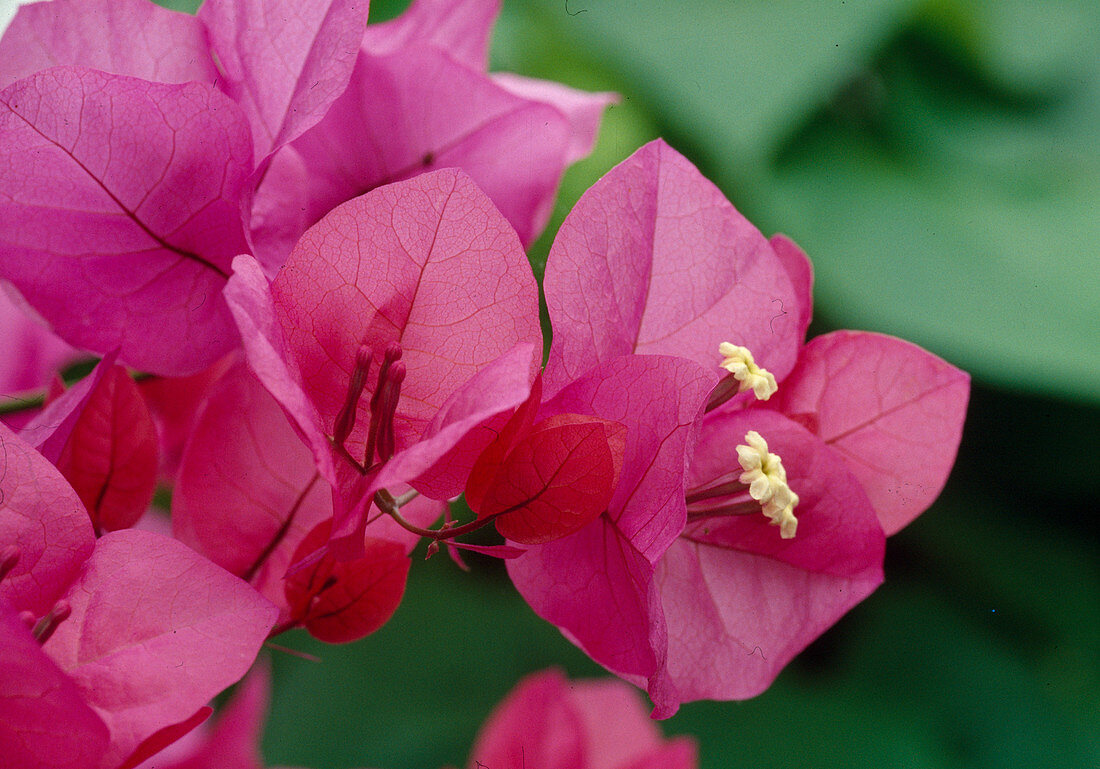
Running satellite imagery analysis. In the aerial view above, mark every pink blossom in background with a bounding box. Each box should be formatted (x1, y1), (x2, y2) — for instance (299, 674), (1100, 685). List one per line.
(509, 139), (969, 715)
(0, 423), (278, 768)
(250, 0), (614, 264)
(466, 669), (697, 769)
(137, 665), (693, 769)
(227, 168), (542, 558)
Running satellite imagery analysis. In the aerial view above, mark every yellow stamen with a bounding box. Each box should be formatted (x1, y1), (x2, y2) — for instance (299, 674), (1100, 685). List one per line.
(736, 431), (786, 502)
(718, 343), (777, 400)
(763, 485), (799, 539)
(736, 430), (799, 538)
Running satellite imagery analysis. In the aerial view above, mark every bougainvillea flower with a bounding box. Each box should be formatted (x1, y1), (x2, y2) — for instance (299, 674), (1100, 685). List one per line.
(0, 66), (252, 375)
(250, 0), (613, 264)
(466, 669), (697, 769)
(174, 360), (443, 640)
(0, 423), (278, 768)
(226, 169), (543, 557)
(508, 138), (968, 715)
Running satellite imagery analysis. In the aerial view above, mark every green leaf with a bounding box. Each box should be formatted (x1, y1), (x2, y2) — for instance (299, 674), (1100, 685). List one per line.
(763, 30), (1100, 400)
(528, 0), (1100, 400)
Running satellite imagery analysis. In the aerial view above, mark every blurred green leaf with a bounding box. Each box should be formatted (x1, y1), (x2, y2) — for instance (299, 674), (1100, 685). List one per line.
(525, 0), (920, 162)
(527, 0), (1100, 401)
(764, 33), (1100, 401)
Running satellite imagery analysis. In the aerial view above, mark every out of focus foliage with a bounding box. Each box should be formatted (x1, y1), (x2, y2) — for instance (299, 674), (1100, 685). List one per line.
(144, 1), (1099, 767)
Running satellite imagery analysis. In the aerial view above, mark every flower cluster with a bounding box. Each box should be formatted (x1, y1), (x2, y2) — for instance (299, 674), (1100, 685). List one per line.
(0, 0), (969, 766)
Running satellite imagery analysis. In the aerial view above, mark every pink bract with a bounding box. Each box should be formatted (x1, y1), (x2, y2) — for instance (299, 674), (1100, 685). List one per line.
(0, 604), (111, 769)
(771, 330), (971, 534)
(51, 363), (158, 533)
(542, 138), (803, 396)
(0, 66), (252, 375)
(198, 0), (371, 165)
(467, 412), (627, 545)
(0, 0), (216, 89)
(250, 0), (612, 263)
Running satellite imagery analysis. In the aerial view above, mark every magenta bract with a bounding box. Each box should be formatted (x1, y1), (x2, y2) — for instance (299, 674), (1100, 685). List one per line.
(543, 138), (803, 396)
(198, 0), (371, 164)
(250, 0), (612, 264)
(0, 0), (216, 90)
(0, 604), (111, 769)
(0, 67), (252, 375)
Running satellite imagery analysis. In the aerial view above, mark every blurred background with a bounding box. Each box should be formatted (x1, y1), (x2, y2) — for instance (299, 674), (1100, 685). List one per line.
(87, 0), (1100, 766)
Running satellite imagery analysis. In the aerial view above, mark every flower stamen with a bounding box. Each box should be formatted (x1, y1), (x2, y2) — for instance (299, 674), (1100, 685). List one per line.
(736, 430), (798, 538)
(719, 343), (777, 400)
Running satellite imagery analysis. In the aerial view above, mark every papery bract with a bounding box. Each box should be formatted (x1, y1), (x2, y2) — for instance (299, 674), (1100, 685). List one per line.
(174, 359), (331, 612)
(198, 0), (371, 164)
(0, 422), (93, 618)
(17, 352), (159, 533)
(0, 423), (278, 767)
(467, 412), (627, 545)
(283, 520), (410, 643)
(771, 330), (970, 534)
(0, 0), (217, 89)
(0, 66), (252, 375)
(44, 529), (277, 769)
(52, 363), (158, 532)
(542, 138), (802, 396)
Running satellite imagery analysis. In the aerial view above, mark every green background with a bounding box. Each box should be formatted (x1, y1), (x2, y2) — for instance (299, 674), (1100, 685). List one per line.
(154, 1), (1100, 766)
